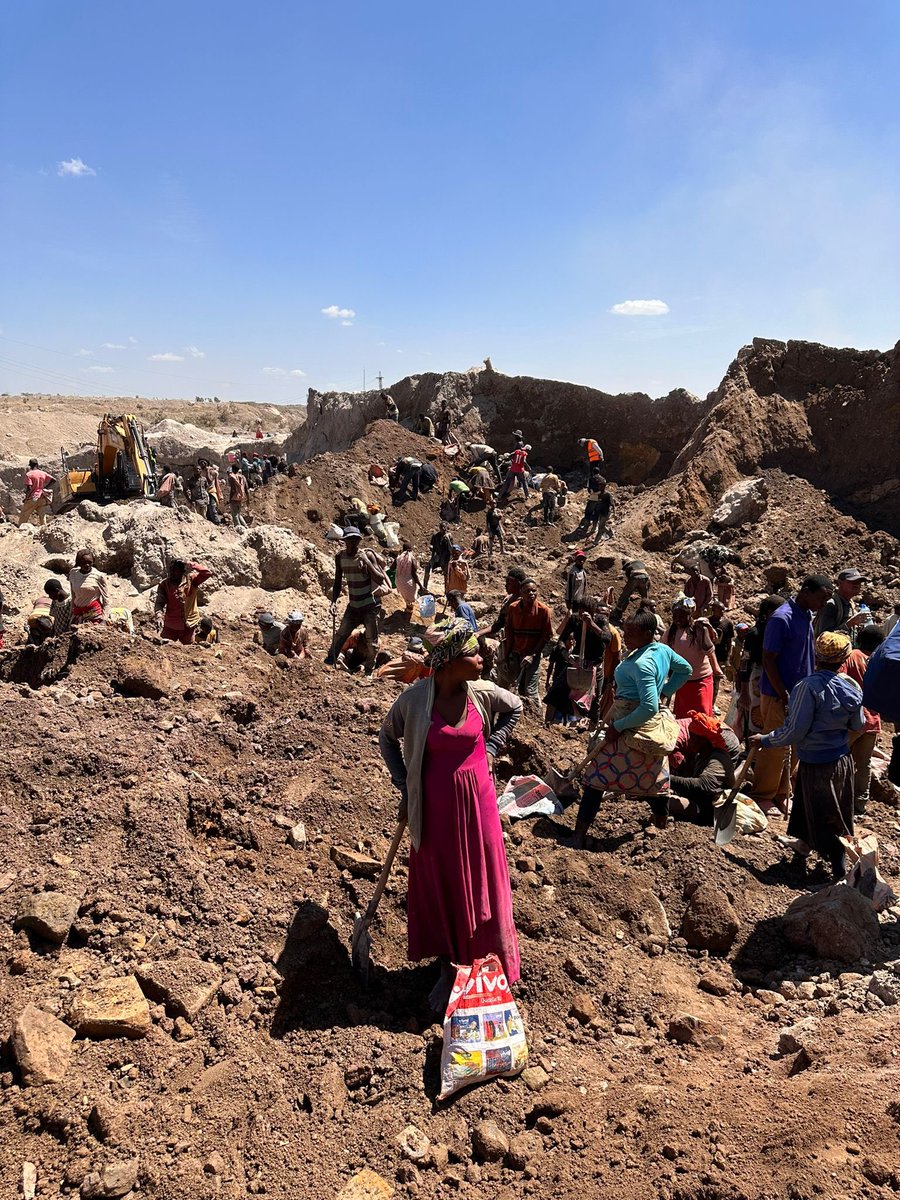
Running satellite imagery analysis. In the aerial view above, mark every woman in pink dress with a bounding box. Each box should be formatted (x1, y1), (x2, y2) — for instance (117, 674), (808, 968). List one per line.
(379, 619), (523, 1010)
(665, 597), (716, 717)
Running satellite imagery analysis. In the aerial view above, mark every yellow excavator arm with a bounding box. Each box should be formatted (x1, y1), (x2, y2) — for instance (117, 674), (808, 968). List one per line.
(57, 414), (158, 512)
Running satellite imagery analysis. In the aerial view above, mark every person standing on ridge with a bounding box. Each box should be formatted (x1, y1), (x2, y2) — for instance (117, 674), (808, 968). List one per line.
(579, 437), (604, 467)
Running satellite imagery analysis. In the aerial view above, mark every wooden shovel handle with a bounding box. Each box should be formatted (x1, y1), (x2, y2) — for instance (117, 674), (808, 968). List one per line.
(360, 818), (407, 924)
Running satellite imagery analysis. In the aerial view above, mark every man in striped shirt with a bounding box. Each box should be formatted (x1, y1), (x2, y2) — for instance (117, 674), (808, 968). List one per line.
(326, 527), (388, 673)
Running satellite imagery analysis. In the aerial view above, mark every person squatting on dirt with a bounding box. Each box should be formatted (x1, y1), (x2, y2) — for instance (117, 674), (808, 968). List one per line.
(26, 579), (72, 646)
(667, 713), (741, 824)
(571, 610), (691, 846)
(255, 612), (283, 655)
(750, 632), (864, 881)
(327, 527), (390, 674)
(278, 610), (310, 659)
(379, 619), (523, 1011)
(154, 559), (212, 645)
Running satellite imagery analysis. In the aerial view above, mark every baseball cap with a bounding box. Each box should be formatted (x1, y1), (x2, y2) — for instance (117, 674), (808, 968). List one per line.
(574, 550), (587, 560)
(258, 613), (275, 627)
(837, 568), (868, 582)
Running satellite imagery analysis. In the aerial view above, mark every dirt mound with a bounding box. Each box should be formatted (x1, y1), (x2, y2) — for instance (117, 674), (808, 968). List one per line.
(145, 420), (236, 467)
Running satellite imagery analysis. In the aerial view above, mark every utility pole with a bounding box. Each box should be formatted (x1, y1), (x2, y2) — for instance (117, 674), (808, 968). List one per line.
(376, 372), (384, 391)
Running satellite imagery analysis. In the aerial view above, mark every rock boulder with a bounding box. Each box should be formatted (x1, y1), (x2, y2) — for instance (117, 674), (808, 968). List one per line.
(681, 882), (740, 955)
(711, 477), (769, 527)
(12, 1005), (76, 1084)
(781, 884), (880, 963)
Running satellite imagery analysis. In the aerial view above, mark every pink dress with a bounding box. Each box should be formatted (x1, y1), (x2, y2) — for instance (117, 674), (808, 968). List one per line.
(407, 701), (520, 983)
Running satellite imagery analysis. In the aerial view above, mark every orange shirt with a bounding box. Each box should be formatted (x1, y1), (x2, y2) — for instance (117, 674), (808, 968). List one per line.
(505, 599), (553, 656)
(446, 560), (470, 596)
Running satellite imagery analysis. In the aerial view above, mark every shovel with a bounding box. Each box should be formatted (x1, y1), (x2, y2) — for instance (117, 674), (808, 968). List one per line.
(713, 746), (759, 847)
(351, 818), (407, 987)
(544, 724), (608, 798)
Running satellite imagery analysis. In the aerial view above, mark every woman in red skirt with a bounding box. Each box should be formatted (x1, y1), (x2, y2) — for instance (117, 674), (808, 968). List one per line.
(665, 597), (715, 717)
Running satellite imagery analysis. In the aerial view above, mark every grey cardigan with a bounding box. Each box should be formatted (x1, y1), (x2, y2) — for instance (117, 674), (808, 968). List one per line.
(379, 677), (523, 850)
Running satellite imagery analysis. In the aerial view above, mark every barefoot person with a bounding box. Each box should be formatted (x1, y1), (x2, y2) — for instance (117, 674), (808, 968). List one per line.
(379, 619), (523, 1008)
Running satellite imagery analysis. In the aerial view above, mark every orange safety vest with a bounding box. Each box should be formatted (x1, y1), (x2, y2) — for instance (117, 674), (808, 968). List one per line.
(587, 439), (603, 463)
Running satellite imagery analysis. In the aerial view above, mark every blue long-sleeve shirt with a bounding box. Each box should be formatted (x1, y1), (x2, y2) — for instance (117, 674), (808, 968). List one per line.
(455, 601), (478, 632)
(760, 669), (864, 763)
(612, 642), (692, 731)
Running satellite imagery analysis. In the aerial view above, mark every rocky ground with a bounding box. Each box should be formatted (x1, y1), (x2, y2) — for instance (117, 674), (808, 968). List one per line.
(2, 359), (900, 1200)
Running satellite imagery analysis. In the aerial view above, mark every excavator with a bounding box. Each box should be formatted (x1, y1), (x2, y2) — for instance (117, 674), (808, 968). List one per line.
(57, 414), (158, 511)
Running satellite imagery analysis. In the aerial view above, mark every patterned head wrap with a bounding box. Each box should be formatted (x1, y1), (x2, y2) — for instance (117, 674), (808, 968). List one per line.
(815, 631), (852, 665)
(425, 618), (479, 671)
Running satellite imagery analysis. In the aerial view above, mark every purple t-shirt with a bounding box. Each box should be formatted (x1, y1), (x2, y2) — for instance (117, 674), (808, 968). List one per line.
(760, 599), (814, 698)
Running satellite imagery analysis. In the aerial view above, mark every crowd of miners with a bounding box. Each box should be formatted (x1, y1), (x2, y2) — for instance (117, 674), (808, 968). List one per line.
(6, 402), (900, 1012)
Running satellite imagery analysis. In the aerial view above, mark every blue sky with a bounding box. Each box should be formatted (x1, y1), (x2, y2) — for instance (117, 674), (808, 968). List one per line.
(2, 1), (899, 405)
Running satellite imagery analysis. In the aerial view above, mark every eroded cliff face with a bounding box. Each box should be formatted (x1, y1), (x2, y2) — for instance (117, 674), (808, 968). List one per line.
(641, 337), (900, 546)
(287, 337), (900, 547)
(287, 368), (706, 485)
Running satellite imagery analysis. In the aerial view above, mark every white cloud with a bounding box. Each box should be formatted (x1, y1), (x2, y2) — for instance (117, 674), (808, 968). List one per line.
(321, 305), (356, 320)
(148, 352), (185, 362)
(262, 366), (286, 376)
(101, 342), (127, 350)
(184, 345), (205, 358)
(128, 336), (138, 345)
(289, 369), (307, 377)
(341, 320), (354, 327)
(76, 348), (92, 357)
(87, 365), (114, 373)
(57, 157), (96, 177)
(609, 299), (671, 317)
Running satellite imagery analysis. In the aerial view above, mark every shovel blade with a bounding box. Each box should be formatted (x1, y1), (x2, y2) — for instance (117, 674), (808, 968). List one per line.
(714, 801), (739, 847)
(351, 913), (372, 987)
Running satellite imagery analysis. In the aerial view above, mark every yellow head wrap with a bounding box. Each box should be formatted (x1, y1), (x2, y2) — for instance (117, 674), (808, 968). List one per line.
(815, 631), (852, 665)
